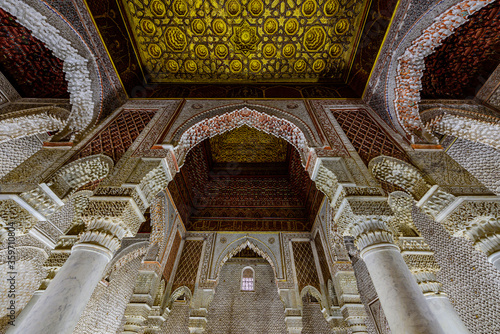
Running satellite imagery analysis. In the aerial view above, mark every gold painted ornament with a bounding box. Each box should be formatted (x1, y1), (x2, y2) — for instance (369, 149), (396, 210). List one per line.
(294, 59), (306, 72)
(230, 59), (243, 73)
(231, 21), (260, 55)
(212, 19), (227, 35)
(173, 0), (188, 16)
(166, 59), (179, 73)
(140, 20), (156, 35)
(191, 19), (206, 35)
(335, 19), (350, 35)
(150, 0), (165, 16)
(285, 19), (299, 35)
(215, 44), (228, 58)
(165, 27), (187, 52)
(148, 44), (162, 58)
(195, 45), (209, 58)
(283, 44), (295, 58)
(304, 27), (326, 52)
(264, 18), (278, 35)
(324, 0), (339, 16)
(226, 0), (241, 16)
(263, 44), (276, 58)
(329, 43), (343, 57)
(184, 60), (197, 73)
(248, 0), (264, 16)
(249, 59), (262, 72)
(312, 59), (325, 72)
(302, 0), (317, 16)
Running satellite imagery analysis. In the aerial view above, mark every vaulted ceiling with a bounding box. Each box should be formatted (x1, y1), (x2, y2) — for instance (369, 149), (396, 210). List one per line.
(421, 1), (500, 100)
(85, 0), (398, 98)
(168, 126), (323, 231)
(0, 8), (68, 98)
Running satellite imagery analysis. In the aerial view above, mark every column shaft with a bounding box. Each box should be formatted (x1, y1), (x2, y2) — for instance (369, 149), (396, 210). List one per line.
(10, 244), (112, 334)
(425, 295), (470, 333)
(362, 244), (444, 334)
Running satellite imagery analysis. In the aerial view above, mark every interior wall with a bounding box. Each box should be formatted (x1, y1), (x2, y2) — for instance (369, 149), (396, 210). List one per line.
(205, 259), (287, 334)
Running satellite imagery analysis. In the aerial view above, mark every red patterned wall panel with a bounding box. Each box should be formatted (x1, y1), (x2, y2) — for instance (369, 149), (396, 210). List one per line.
(331, 109), (410, 165)
(172, 240), (204, 293)
(292, 241), (320, 292)
(163, 232), (181, 283)
(72, 109), (156, 163)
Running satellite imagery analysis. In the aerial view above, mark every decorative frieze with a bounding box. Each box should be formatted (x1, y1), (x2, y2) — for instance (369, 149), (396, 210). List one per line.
(350, 217), (395, 253)
(465, 217), (500, 261)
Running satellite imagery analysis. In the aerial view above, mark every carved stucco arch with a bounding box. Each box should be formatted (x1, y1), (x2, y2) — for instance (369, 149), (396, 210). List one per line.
(166, 286), (193, 310)
(173, 107), (314, 167)
(213, 237), (281, 281)
(300, 285), (327, 310)
(387, 0), (495, 140)
(421, 107), (500, 150)
(0, 106), (70, 144)
(0, 0), (102, 136)
(103, 241), (149, 279)
(47, 154), (114, 198)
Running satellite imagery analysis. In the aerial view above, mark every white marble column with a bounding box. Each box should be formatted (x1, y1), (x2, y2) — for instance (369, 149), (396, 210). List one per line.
(351, 217), (445, 334)
(426, 294), (470, 333)
(10, 218), (125, 334)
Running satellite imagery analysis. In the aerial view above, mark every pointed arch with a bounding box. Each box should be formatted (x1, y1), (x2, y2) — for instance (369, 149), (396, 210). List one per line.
(301, 285), (327, 310)
(389, 0), (495, 139)
(213, 237), (281, 280)
(0, 0), (101, 134)
(166, 286), (193, 310)
(174, 107), (313, 167)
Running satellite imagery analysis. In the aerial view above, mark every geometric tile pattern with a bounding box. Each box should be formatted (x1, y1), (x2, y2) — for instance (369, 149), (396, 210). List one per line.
(332, 108), (410, 165)
(292, 241), (320, 292)
(172, 240), (204, 293)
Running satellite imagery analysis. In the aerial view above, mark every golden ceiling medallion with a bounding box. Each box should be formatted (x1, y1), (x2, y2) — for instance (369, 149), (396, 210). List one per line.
(249, 59), (261, 72)
(284, 18), (299, 35)
(264, 18), (278, 35)
(263, 44), (276, 58)
(304, 26), (326, 52)
(294, 59), (307, 72)
(150, 0), (166, 16)
(184, 59), (197, 73)
(166, 59), (179, 73)
(230, 59), (243, 73)
(302, 0), (317, 16)
(226, 0), (241, 16)
(231, 21), (260, 55)
(165, 27), (187, 52)
(195, 45), (209, 59)
(212, 19), (227, 35)
(141, 20), (156, 35)
(283, 44), (295, 58)
(324, 0), (339, 16)
(191, 19), (205, 35)
(148, 44), (161, 58)
(249, 0), (264, 16)
(335, 19), (350, 35)
(329, 43), (343, 57)
(215, 44), (228, 58)
(173, 0), (188, 16)
(312, 59), (325, 72)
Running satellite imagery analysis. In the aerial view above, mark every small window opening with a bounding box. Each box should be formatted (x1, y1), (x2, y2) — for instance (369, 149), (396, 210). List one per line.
(241, 267), (254, 291)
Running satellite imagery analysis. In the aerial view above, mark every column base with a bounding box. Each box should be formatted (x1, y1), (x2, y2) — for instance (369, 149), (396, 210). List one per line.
(487, 251), (500, 271)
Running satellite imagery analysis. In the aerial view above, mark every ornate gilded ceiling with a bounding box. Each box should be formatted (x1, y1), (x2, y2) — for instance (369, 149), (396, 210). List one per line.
(85, 0), (397, 98)
(209, 126), (288, 163)
(120, 0), (370, 84)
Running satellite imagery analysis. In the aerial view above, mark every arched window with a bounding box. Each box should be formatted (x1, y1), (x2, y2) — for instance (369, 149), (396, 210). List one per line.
(241, 267), (255, 291)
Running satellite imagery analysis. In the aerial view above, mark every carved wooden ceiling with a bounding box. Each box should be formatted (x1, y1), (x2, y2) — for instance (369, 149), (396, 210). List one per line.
(168, 129), (323, 231)
(85, 0), (399, 98)
(209, 125), (288, 163)
(0, 8), (69, 98)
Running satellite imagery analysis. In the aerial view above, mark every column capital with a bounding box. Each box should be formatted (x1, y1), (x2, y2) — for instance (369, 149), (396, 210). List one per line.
(77, 217), (127, 254)
(465, 217), (500, 258)
(350, 217), (396, 255)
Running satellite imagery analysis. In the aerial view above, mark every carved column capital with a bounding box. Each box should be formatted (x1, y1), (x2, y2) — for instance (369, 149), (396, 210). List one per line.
(350, 217), (396, 255)
(77, 217), (127, 254)
(465, 217), (500, 258)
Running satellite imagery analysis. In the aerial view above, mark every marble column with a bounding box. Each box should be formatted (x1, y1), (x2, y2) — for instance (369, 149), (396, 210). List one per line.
(465, 217), (500, 271)
(426, 294), (470, 333)
(10, 217), (126, 334)
(351, 217), (445, 334)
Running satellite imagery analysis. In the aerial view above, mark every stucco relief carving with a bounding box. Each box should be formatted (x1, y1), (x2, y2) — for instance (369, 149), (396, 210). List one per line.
(0, 0), (96, 133)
